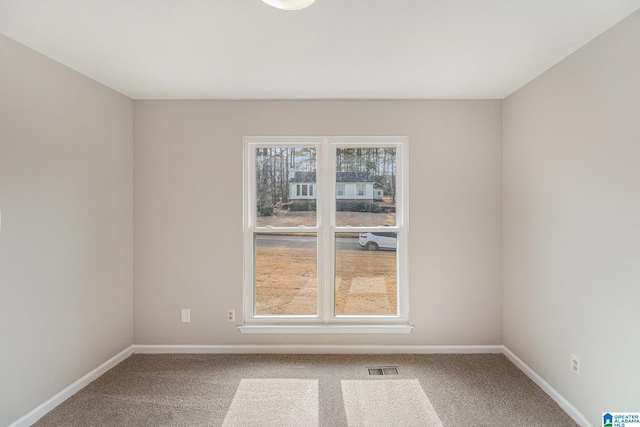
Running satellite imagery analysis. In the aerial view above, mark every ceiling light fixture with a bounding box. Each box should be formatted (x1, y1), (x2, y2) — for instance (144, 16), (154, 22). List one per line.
(260, 0), (315, 11)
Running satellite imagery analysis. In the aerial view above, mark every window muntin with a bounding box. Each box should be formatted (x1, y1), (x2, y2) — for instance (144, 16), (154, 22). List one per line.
(244, 137), (408, 327)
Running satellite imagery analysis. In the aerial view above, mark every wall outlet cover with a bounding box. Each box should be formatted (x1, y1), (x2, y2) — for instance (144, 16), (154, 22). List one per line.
(571, 354), (580, 376)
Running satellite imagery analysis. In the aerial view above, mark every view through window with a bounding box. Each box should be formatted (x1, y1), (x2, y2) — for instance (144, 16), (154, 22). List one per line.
(244, 137), (408, 326)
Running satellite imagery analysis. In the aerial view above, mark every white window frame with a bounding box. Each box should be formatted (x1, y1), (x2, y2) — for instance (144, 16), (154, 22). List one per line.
(241, 137), (412, 334)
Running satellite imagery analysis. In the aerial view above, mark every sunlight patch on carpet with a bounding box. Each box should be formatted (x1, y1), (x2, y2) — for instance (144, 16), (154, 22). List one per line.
(222, 379), (318, 427)
(341, 379), (443, 427)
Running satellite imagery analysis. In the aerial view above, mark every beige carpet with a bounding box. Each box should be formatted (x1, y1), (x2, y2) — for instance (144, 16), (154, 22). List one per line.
(33, 354), (579, 426)
(222, 379), (318, 427)
(342, 379), (443, 427)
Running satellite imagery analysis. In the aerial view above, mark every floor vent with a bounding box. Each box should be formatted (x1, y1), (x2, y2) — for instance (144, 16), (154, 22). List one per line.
(368, 366), (399, 376)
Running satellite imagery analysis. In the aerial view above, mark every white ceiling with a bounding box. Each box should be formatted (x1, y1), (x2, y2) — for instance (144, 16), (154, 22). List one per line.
(1, 1), (638, 99)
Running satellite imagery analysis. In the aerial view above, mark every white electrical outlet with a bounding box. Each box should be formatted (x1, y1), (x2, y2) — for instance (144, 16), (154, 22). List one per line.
(181, 309), (191, 323)
(571, 354), (580, 376)
(227, 309), (235, 322)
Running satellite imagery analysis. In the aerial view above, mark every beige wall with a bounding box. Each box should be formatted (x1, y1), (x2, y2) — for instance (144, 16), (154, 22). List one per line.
(503, 10), (640, 426)
(0, 34), (133, 426)
(133, 99), (503, 346)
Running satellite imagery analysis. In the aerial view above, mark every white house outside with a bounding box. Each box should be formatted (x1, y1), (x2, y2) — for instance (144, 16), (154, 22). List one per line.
(289, 171), (382, 201)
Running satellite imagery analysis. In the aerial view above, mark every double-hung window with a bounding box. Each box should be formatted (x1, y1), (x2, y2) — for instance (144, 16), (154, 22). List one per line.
(242, 137), (410, 333)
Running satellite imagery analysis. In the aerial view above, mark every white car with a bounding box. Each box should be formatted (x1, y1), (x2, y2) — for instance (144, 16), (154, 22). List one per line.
(358, 232), (397, 251)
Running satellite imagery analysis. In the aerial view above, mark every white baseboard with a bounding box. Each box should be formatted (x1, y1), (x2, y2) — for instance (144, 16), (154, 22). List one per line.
(132, 344), (504, 354)
(9, 346), (133, 427)
(502, 346), (591, 427)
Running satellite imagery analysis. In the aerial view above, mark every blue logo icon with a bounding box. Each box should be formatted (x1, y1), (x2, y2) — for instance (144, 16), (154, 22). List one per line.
(604, 413), (613, 427)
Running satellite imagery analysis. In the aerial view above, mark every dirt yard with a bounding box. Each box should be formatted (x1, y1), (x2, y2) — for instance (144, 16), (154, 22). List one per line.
(255, 247), (397, 316)
(255, 209), (398, 316)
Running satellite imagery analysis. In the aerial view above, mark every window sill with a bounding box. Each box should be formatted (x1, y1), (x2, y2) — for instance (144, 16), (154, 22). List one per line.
(238, 324), (414, 334)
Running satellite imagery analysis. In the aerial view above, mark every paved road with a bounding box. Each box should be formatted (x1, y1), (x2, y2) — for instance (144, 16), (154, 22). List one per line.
(255, 234), (361, 251)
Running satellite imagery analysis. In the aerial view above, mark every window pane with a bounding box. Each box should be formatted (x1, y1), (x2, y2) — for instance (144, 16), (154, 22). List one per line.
(255, 233), (317, 315)
(256, 147), (316, 227)
(335, 148), (396, 227)
(335, 232), (397, 315)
